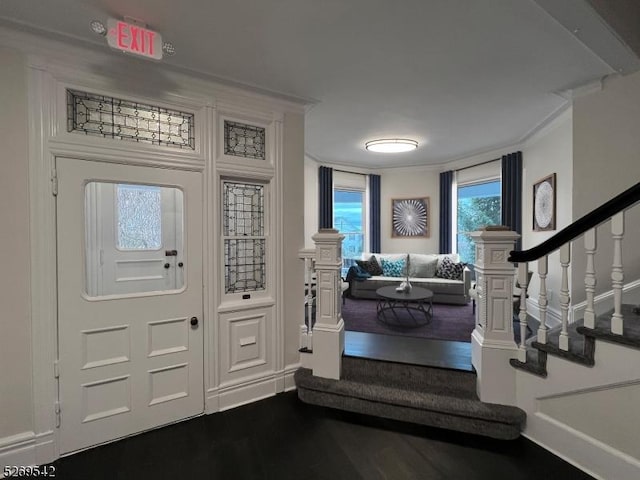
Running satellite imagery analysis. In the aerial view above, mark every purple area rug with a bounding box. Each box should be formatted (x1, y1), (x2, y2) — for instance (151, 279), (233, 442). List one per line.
(342, 297), (476, 343)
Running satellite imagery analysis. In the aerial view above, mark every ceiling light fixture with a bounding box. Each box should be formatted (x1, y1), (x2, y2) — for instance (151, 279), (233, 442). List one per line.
(365, 139), (418, 153)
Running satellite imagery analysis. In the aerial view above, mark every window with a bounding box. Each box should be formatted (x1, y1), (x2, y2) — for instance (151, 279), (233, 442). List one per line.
(222, 181), (266, 294)
(84, 182), (184, 297)
(117, 184), (162, 250)
(456, 180), (501, 265)
(67, 89), (195, 149)
(334, 189), (365, 275)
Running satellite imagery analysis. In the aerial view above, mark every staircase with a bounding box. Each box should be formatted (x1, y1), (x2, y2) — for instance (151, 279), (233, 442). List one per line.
(295, 356), (525, 440)
(511, 305), (640, 376)
(296, 183), (640, 478)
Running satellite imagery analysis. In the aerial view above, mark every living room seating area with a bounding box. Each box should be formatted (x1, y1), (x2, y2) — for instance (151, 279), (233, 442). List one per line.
(348, 253), (471, 305)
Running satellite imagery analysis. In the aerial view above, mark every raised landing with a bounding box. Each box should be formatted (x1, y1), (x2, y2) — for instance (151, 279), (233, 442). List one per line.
(345, 330), (473, 372)
(295, 356), (525, 440)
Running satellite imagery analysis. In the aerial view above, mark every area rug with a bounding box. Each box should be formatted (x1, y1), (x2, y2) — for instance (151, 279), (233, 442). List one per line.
(342, 297), (476, 343)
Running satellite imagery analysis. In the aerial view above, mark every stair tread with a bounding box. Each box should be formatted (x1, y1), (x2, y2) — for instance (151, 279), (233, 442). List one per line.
(295, 368), (525, 425)
(531, 320), (595, 366)
(510, 348), (547, 377)
(577, 304), (640, 348)
(340, 356), (476, 397)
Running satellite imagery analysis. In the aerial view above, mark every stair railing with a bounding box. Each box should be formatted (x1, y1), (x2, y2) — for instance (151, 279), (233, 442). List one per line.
(508, 182), (640, 356)
(298, 248), (316, 352)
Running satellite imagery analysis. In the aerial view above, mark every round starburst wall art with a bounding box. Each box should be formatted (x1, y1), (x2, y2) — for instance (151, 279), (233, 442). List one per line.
(391, 197), (430, 237)
(533, 173), (556, 231)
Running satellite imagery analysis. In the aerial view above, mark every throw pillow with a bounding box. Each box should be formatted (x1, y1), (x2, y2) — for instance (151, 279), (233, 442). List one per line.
(352, 265), (372, 279)
(381, 257), (405, 277)
(436, 256), (466, 280)
(409, 254), (439, 278)
(356, 255), (383, 276)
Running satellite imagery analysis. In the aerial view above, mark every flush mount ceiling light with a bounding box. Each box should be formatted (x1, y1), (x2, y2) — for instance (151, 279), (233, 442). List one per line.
(365, 139), (418, 153)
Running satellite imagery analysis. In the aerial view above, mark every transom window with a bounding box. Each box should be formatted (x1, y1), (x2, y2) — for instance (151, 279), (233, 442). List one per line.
(67, 89), (195, 150)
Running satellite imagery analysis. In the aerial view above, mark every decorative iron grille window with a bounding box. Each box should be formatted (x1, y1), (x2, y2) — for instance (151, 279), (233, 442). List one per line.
(223, 181), (266, 293)
(224, 120), (266, 160)
(67, 89), (195, 150)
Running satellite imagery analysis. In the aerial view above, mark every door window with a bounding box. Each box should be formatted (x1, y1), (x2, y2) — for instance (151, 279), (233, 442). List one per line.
(85, 182), (185, 297)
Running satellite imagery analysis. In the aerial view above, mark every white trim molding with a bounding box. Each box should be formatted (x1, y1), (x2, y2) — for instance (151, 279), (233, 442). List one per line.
(526, 298), (562, 327)
(571, 279), (640, 323)
(524, 413), (640, 480)
(0, 431), (54, 475)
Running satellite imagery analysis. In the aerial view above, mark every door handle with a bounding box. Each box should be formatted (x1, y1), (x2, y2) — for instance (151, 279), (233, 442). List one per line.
(178, 262), (184, 268)
(190, 317), (198, 327)
(164, 263), (170, 269)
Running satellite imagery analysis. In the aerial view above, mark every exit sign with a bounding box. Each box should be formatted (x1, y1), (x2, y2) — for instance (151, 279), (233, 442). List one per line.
(106, 18), (163, 60)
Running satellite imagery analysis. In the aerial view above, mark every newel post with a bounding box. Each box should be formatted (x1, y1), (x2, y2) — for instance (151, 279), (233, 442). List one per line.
(470, 228), (520, 406)
(311, 229), (345, 379)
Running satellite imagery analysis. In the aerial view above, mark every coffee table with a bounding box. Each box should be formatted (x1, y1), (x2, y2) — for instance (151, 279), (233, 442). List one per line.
(376, 285), (433, 328)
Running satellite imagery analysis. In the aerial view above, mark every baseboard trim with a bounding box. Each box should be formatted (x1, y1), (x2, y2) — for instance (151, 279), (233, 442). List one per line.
(218, 374), (278, 411)
(33, 431), (55, 466)
(525, 298), (561, 327)
(572, 279), (640, 323)
(214, 366), (300, 412)
(524, 412), (640, 480)
(284, 363), (300, 392)
(205, 388), (220, 414)
(0, 431), (36, 475)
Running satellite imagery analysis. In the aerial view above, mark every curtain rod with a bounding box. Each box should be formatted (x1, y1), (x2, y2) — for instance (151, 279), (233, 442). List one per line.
(454, 158), (500, 173)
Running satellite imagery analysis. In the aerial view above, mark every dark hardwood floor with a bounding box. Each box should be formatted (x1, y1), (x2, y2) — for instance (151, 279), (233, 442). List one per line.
(345, 330), (473, 371)
(50, 391), (593, 480)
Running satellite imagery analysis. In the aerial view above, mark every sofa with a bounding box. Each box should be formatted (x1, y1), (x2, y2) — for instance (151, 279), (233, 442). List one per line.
(348, 253), (471, 305)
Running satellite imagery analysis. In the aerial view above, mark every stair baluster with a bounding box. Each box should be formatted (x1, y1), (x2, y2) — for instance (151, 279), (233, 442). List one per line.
(305, 256), (315, 349)
(559, 243), (571, 351)
(537, 256), (549, 344)
(517, 263), (529, 360)
(584, 228), (597, 329)
(298, 249), (316, 352)
(611, 212), (625, 335)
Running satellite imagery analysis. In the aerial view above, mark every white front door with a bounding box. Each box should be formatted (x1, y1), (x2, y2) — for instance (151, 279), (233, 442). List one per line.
(56, 157), (204, 454)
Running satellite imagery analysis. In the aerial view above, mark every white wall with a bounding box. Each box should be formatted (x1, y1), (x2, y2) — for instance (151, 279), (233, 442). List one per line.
(539, 381), (640, 461)
(304, 156), (318, 248)
(379, 166), (440, 254)
(283, 113), (306, 367)
(572, 72), (640, 304)
(521, 108), (573, 320)
(0, 47), (34, 440)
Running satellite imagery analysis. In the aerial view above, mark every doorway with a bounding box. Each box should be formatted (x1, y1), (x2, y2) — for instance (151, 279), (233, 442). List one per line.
(56, 157), (204, 454)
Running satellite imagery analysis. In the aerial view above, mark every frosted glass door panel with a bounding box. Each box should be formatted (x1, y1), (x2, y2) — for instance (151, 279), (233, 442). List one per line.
(85, 182), (184, 297)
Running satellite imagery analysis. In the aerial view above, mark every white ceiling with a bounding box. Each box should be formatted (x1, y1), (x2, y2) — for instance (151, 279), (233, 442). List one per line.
(0, 0), (634, 168)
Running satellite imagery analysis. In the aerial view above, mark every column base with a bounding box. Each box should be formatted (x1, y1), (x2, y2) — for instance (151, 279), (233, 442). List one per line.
(472, 328), (518, 406)
(311, 318), (345, 380)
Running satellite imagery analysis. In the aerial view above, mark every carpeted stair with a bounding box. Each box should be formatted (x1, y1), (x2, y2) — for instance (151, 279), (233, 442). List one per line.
(510, 304), (640, 377)
(294, 357), (526, 440)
